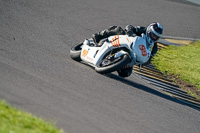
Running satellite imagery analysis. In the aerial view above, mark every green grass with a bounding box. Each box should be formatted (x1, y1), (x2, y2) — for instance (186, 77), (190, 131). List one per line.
(0, 100), (64, 133)
(152, 41), (200, 90)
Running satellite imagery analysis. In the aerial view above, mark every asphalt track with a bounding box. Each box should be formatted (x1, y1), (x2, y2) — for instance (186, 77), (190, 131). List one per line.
(0, 0), (200, 133)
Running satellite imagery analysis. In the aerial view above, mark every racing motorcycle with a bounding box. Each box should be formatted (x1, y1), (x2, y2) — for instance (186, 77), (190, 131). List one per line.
(70, 34), (151, 74)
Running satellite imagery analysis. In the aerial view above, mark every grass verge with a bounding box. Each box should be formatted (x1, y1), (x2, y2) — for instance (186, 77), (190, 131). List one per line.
(152, 41), (200, 99)
(0, 100), (63, 133)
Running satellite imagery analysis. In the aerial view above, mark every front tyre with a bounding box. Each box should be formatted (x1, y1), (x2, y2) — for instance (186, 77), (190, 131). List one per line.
(95, 54), (131, 74)
(70, 42), (83, 61)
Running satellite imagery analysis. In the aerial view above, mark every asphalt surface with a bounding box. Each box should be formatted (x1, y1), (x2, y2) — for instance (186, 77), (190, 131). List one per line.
(0, 0), (200, 133)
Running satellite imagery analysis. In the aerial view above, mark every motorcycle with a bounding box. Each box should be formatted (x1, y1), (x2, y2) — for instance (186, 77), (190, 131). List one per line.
(70, 34), (151, 74)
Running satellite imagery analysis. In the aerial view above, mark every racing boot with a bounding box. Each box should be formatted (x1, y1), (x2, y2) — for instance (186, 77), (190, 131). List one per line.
(92, 33), (102, 44)
(83, 39), (96, 46)
(83, 39), (90, 46)
(92, 29), (109, 44)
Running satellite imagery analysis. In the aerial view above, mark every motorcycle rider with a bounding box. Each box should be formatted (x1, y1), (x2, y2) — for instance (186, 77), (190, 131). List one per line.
(92, 22), (163, 77)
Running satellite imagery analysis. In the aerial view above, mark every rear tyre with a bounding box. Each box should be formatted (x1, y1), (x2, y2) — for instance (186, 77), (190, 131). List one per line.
(95, 54), (131, 74)
(70, 42), (83, 61)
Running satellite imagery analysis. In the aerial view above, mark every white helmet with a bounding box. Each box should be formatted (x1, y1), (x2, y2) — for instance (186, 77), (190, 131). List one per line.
(146, 22), (163, 44)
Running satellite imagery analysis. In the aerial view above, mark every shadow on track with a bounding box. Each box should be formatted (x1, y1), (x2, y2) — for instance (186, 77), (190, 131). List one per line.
(104, 73), (200, 111)
(71, 59), (200, 111)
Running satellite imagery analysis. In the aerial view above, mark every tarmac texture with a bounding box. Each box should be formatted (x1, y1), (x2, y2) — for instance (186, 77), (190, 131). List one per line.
(0, 0), (200, 133)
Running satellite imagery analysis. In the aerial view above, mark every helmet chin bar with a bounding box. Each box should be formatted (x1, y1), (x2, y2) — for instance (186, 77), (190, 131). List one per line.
(146, 35), (155, 49)
(150, 32), (159, 41)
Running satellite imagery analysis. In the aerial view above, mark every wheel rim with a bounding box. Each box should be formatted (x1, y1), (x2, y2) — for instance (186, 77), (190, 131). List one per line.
(99, 55), (122, 67)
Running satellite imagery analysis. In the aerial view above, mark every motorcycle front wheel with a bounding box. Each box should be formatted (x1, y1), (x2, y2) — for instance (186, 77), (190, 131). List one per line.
(95, 54), (131, 74)
(70, 42), (83, 61)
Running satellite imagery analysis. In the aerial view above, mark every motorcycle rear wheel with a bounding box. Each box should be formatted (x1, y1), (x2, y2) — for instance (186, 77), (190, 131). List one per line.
(70, 42), (83, 61)
(95, 54), (130, 74)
